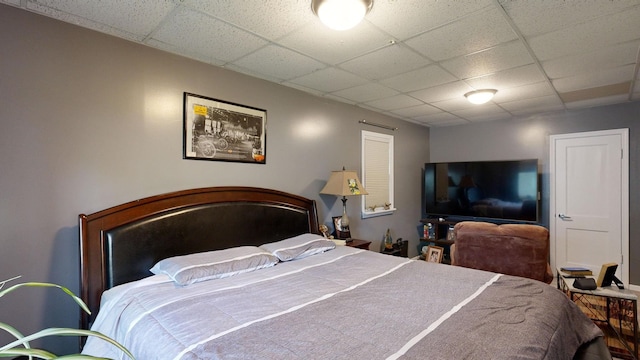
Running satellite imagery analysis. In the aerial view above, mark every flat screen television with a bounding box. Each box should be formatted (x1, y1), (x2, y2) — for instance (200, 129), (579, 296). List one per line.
(424, 159), (539, 223)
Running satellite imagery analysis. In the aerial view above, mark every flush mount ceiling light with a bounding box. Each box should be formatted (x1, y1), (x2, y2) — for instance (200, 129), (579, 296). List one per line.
(464, 89), (497, 105)
(311, 0), (373, 31)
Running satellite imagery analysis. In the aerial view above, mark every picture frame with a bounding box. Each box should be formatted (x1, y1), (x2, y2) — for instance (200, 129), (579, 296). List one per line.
(425, 245), (444, 263)
(183, 92), (266, 163)
(596, 262), (619, 287)
(332, 216), (351, 239)
(319, 224), (331, 239)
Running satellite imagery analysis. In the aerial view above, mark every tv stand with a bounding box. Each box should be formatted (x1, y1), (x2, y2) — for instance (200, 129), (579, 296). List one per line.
(420, 218), (461, 263)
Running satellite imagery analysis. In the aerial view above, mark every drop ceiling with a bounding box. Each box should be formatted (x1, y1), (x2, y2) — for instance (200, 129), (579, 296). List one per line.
(4, 0), (640, 127)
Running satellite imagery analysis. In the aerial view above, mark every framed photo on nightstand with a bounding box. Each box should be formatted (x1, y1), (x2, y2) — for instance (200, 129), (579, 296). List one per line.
(332, 216), (351, 239)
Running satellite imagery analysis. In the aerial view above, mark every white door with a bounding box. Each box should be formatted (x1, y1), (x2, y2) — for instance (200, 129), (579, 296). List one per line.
(550, 129), (629, 285)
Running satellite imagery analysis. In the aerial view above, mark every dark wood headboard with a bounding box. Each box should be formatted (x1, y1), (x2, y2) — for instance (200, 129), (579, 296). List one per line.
(79, 186), (319, 329)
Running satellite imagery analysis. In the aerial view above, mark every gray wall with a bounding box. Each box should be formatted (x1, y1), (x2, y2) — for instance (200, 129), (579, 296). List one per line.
(0, 5), (430, 354)
(430, 102), (640, 285)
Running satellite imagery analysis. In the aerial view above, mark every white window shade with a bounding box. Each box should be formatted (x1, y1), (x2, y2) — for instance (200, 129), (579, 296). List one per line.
(361, 131), (395, 218)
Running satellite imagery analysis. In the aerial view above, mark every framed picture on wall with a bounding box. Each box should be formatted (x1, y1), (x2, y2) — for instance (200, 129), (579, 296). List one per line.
(332, 216), (351, 239)
(183, 92), (266, 163)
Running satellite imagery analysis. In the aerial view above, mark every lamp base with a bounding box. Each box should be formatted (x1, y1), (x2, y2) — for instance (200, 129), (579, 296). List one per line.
(340, 196), (350, 228)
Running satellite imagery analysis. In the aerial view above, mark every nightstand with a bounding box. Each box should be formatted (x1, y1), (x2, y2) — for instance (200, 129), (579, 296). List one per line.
(381, 248), (402, 257)
(346, 239), (371, 250)
(382, 238), (408, 257)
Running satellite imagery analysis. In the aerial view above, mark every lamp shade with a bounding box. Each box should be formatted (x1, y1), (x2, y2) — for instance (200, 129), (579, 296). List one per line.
(320, 169), (368, 196)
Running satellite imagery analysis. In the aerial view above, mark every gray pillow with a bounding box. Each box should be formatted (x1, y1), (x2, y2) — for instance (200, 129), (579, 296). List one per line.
(150, 246), (279, 286)
(260, 233), (335, 261)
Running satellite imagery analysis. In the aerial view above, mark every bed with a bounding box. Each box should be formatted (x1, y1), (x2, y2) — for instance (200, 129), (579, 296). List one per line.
(79, 186), (606, 359)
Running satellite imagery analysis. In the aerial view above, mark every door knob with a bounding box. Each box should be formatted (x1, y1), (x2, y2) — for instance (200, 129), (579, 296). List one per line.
(558, 213), (572, 220)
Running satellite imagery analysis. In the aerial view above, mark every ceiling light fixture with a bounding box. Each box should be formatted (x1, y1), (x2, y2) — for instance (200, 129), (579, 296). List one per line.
(464, 89), (497, 105)
(311, 0), (373, 31)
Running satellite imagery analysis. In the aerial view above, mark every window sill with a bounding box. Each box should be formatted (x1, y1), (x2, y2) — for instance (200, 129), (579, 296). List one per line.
(362, 208), (396, 219)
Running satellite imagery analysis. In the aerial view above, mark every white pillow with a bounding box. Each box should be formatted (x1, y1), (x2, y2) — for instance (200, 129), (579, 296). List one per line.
(150, 246), (279, 286)
(260, 233), (335, 261)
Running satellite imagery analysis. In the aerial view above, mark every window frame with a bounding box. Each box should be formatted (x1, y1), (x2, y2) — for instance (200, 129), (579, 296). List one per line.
(361, 130), (395, 219)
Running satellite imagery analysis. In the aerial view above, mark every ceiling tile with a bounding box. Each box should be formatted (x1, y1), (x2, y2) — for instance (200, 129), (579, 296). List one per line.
(417, 113), (469, 127)
(8, 0), (640, 128)
(379, 65), (457, 93)
(405, 7), (518, 62)
(500, 95), (564, 114)
(440, 40), (534, 79)
(492, 82), (555, 103)
(231, 45), (325, 81)
(465, 64), (547, 91)
(366, 0), (492, 40)
(430, 97), (478, 112)
(389, 104), (441, 118)
(541, 41), (640, 80)
(278, 21), (391, 65)
(182, 0), (313, 40)
(330, 83), (399, 103)
(286, 67), (368, 93)
(223, 62), (289, 84)
(27, 0), (176, 39)
(145, 38), (226, 66)
(323, 93), (357, 105)
(282, 82), (326, 97)
(364, 94), (424, 111)
(152, 7), (268, 63)
(499, 0), (639, 36)
(452, 106), (512, 122)
(339, 44), (429, 80)
(410, 81), (475, 103)
(559, 82), (631, 103)
(551, 65), (636, 93)
(528, 6), (640, 61)
(564, 94), (630, 110)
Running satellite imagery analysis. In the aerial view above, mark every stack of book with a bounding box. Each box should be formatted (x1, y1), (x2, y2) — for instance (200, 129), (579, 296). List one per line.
(560, 267), (593, 277)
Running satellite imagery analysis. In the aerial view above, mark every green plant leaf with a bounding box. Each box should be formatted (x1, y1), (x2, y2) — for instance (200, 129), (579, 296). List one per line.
(0, 321), (30, 349)
(1, 278), (134, 359)
(0, 328), (134, 358)
(0, 282), (90, 314)
(54, 355), (114, 359)
(0, 347), (113, 359)
(0, 347), (56, 358)
(0, 276), (21, 290)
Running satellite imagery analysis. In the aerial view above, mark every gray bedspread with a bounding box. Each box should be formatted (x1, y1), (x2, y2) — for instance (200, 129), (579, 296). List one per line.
(82, 246), (601, 359)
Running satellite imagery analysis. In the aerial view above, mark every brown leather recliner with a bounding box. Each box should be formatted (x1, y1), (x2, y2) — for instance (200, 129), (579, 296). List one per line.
(451, 221), (554, 284)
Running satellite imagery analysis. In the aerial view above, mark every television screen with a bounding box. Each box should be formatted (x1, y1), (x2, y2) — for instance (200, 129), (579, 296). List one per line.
(424, 159), (539, 223)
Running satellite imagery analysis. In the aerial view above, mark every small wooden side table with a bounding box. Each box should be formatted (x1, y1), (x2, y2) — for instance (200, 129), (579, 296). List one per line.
(346, 239), (371, 250)
(557, 269), (638, 359)
(381, 238), (408, 257)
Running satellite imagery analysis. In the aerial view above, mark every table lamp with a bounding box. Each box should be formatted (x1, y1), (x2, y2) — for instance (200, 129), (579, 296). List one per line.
(320, 167), (368, 237)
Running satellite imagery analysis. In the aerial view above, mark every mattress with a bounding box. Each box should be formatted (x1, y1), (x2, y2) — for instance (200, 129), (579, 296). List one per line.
(82, 245), (601, 359)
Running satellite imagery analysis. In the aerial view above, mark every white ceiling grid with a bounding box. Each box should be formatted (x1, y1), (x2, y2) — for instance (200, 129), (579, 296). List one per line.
(4, 0), (639, 127)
